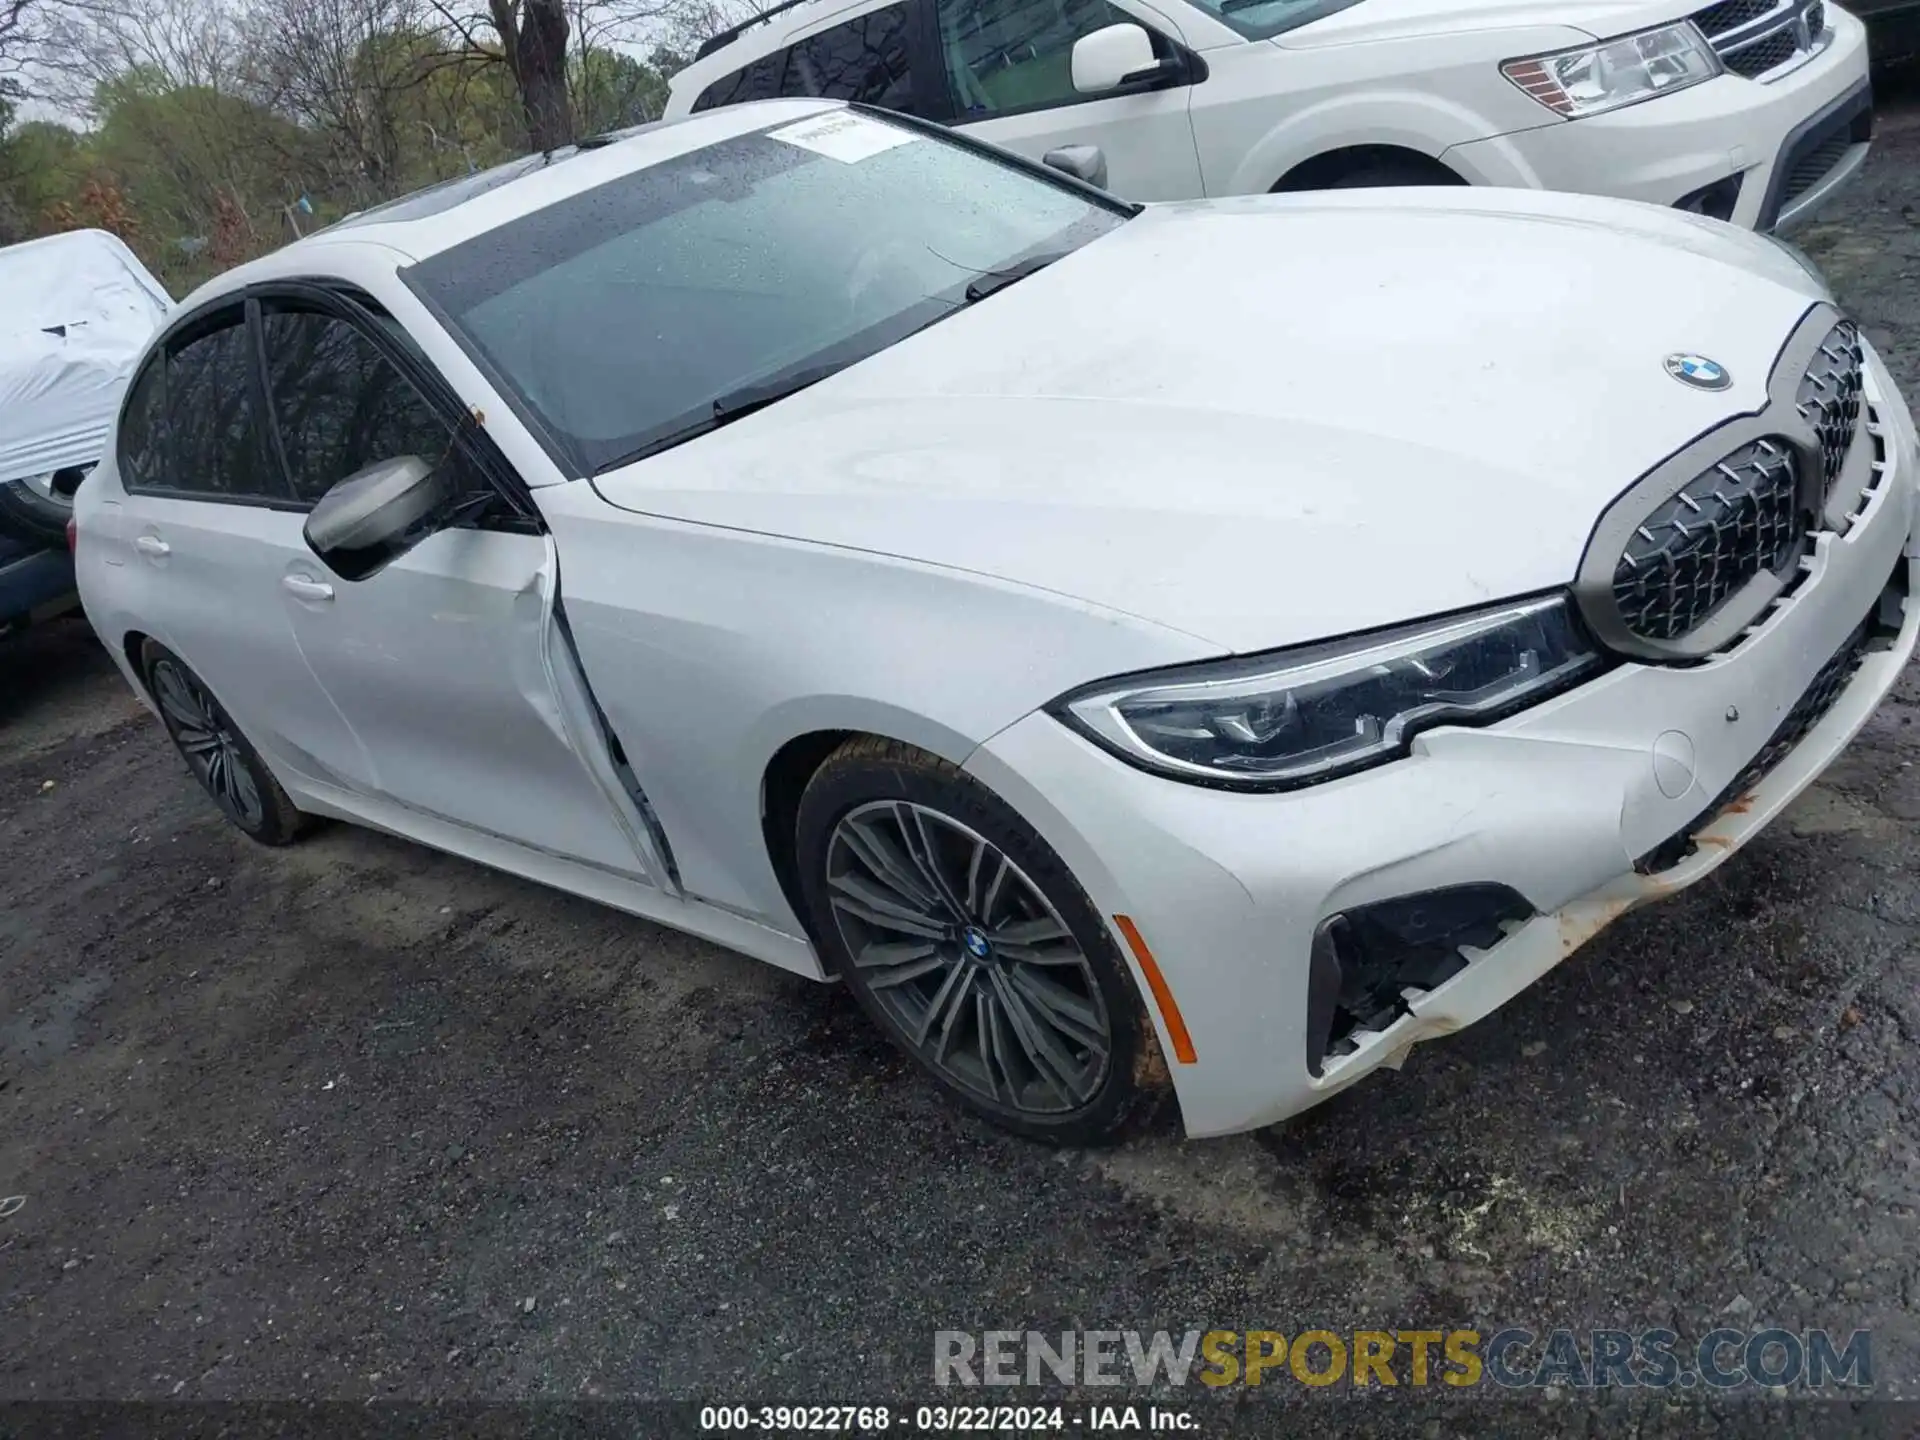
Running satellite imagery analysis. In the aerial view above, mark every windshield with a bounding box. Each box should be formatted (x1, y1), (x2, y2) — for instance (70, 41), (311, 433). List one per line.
(406, 110), (1129, 475)
(1193, 0), (1361, 41)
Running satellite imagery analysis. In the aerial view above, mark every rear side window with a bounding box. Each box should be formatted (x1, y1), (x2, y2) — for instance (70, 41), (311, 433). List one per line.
(790, 5), (918, 108)
(257, 305), (458, 505)
(121, 307), (283, 501)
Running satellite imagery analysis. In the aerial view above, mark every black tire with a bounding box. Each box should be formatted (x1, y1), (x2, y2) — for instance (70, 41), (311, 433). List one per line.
(1323, 161), (1456, 189)
(794, 735), (1165, 1145)
(0, 468), (86, 547)
(139, 639), (313, 846)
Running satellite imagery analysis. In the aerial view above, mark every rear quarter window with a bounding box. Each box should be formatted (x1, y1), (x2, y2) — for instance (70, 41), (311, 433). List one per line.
(691, 3), (926, 114)
(692, 51), (791, 110)
(792, 6), (918, 109)
(116, 356), (169, 490)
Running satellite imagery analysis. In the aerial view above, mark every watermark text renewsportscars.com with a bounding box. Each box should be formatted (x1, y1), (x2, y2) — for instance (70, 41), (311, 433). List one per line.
(933, 1328), (1873, 1391)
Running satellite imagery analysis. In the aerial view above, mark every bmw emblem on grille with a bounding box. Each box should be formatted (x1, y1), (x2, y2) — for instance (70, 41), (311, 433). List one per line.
(1665, 353), (1732, 391)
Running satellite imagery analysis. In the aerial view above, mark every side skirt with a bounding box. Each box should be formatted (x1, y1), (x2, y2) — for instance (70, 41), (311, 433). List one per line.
(288, 777), (828, 980)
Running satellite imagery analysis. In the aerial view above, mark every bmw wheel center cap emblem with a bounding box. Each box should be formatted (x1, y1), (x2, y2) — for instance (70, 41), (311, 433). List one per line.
(1665, 353), (1732, 391)
(961, 927), (992, 960)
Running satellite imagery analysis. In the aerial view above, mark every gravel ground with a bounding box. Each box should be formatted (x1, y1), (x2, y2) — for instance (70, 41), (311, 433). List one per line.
(7, 84), (1920, 1438)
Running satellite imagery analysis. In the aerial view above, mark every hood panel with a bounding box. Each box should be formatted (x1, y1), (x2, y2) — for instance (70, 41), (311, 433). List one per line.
(591, 189), (1825, 653)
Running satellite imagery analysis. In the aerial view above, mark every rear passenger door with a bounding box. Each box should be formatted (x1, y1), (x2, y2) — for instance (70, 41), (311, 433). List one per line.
(114, 302), (362, 787)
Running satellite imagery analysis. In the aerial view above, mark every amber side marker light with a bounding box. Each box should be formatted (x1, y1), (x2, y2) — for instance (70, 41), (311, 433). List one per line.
(1112, 914), (1197, 1065)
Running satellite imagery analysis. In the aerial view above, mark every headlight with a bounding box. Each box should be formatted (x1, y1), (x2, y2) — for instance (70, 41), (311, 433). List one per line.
(1052, 596), (1606, 790)
(1502, 23), (1722, 119)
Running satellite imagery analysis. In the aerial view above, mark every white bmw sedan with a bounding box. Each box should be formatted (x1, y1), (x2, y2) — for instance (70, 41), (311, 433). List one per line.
(77, 99), (1919, 1142)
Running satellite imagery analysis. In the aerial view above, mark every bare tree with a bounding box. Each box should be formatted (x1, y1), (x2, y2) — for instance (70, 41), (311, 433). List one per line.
(424, 0), (571, 150)
(36, 0), (248, 111)
(425, 0), (754, 151)
(246, 0), (431, 199)
(1, 0), (50, 101)
(500, 0), (569, 149)
(33, 0), (305, 255)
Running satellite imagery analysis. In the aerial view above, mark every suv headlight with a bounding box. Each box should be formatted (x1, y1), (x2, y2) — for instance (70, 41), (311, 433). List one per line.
(1052, 596), (1606, 790)
(1502, 23), (1722, 119)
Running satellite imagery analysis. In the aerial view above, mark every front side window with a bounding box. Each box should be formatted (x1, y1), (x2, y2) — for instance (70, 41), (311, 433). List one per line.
(936, 0), (1167, 117)
(409, 113), (1128, 476)
(126, 309), (281, 501)
(257, 305), (457, 505)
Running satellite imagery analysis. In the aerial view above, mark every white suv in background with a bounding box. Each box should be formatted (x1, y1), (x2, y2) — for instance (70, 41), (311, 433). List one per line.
(664, 0), (1872, 231)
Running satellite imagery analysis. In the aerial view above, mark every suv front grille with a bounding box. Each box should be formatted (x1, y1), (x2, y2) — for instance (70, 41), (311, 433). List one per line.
(1728, 28), (1799, 75)
(1692, 0), (1779, 33)
(1797, 319), (1864, 492)
(1692, 0), (1826, 79)
(1612, 439), (1804, 641)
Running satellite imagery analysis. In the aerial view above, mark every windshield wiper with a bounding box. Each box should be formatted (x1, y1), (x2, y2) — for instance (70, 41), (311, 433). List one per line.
(710, 358), (850, 420)
(963, 252), (1065, 304)
(592, 359), (851, 474)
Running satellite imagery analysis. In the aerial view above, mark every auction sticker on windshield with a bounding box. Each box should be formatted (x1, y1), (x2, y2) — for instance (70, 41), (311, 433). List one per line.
(769, 112), (917, 164)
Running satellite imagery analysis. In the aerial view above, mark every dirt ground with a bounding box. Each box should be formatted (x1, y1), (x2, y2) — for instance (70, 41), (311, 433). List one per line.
(8, 85), (1920, 1438)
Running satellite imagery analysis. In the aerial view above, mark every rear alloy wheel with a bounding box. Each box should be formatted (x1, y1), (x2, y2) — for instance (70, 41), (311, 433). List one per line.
(795, 737), (1159, 1144)
(140, 640), (311, 845)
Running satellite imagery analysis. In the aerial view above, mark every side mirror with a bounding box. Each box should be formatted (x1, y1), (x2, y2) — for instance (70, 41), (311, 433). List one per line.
(303, 454), (452, 581)
(1043, 144), (1109, 190)
(1071, 23), (1163, 94)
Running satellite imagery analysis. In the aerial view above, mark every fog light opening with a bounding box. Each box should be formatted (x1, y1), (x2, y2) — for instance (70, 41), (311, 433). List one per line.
(1674, 173), (1743, 222)
(1307, 884), (1535, 1075)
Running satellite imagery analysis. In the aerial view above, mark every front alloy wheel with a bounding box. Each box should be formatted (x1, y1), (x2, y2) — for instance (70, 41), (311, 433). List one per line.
(826, 800), (1112, 1115)
(795, 736), (1158, 1144)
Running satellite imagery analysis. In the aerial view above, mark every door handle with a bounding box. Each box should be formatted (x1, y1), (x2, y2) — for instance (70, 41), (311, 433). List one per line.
(282, 575), (335, 603)
(134, 535), (170, 557)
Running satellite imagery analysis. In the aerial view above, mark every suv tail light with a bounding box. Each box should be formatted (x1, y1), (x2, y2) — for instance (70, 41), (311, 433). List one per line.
(66, 517), (77, 553)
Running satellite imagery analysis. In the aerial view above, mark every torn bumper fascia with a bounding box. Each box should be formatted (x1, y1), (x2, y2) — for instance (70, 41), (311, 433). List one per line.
(1328, 562), (1920, 1087)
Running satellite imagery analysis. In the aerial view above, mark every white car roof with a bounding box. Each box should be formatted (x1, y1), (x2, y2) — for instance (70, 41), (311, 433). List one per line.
(177, 99), (843, 308)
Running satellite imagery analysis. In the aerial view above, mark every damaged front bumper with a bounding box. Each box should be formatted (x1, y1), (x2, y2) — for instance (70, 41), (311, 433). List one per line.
(968, 372), (1920, 1139)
